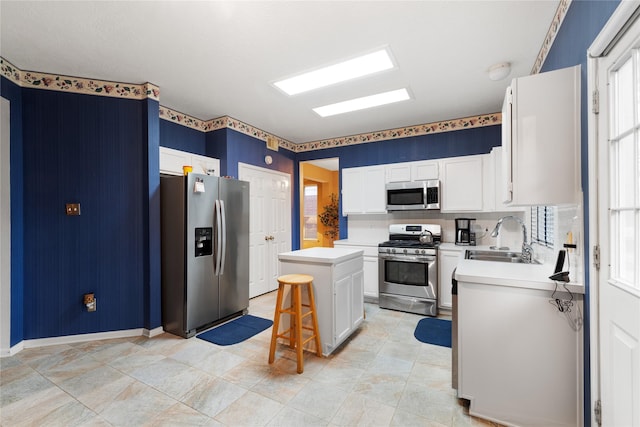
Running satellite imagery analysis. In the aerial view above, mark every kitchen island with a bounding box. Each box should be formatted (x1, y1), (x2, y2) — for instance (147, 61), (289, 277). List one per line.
(278, 247), (364, 356)
(455, 249), (583, 427)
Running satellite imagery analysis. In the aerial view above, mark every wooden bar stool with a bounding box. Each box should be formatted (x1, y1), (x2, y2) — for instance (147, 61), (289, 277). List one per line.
(268, 274), (322, 373)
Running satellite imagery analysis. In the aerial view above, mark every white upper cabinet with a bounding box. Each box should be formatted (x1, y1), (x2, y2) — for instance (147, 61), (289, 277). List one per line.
(385, 163), (412, 183)
(341, 165), (386, 215)
(385, 160), (439, 183)
(411, 161), (439, 181)
(502, 65), (581, 205)
(159, 147), (220, 177)
(441, 155), (483, 212)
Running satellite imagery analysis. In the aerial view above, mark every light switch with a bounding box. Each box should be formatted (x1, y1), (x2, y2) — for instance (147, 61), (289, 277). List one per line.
(66, 203), (81, 216)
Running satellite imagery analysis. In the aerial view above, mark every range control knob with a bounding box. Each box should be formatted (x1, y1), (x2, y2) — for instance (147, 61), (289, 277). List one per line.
(391, 248), (396, 253)
(403, 249), (408, 254)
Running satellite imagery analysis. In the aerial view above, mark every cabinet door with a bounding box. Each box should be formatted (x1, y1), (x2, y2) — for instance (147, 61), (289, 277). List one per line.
(341, 168), (364, 215)
(441, 156), (483, 212)
(334, 275), (352, 343)
(385, 163), (412, 183)
(159, 147), (190, 175)
(412, 161), (439, 181)
(438, 249), (461, 309)
(190, 154), (220, 176)
(363, 256), (379, 299)
(363, 167), (386, 213)
(351, 269), (365, 327)
(507, 66), (580, 206)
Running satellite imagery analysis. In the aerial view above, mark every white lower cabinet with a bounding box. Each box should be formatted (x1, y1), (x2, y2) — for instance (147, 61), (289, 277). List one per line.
(278, 248), (364, 356)
(438, 246), (462, 309)
(458, 279), (581, 426)
(332, 241), (379, 301)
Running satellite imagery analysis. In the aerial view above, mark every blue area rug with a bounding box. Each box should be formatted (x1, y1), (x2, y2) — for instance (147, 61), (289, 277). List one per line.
(197, 315), (273, 346)
(414, 317), (452, 348)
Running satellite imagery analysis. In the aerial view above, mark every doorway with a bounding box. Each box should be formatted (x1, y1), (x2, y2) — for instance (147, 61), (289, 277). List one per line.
(588, 4), (640, 426)
(238, 163), (292, 299)
(299, 158), (339, 249)
(1, 97), (10, 354)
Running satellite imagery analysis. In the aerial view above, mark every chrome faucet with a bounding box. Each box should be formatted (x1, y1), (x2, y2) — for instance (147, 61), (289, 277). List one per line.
(490, 215), (534, 263)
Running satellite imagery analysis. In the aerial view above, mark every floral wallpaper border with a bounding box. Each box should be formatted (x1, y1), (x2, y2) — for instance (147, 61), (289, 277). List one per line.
(531, 0), (571, 75)
(3, 57), (501, 154)
(0, 57), (159, 101)
(294, 114), (501, 152)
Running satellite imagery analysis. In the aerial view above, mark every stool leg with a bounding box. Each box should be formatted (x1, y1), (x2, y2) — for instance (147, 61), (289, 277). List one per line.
(294, 285), (304, 374)
(268, 283), (284, 364)
(307, 282), (323, 357)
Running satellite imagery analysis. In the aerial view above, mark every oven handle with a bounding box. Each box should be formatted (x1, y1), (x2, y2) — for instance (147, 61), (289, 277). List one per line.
(378, 254), (436, 263)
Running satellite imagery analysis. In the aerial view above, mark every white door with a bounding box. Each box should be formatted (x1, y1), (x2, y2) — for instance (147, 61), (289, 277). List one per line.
(238, 163), (291, 298)
(0, 98), (10, 355)
(590, 6), (640, 426)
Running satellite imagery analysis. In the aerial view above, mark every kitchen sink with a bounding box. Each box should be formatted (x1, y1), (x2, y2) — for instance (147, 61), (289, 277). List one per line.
(465, 250), (540, 264)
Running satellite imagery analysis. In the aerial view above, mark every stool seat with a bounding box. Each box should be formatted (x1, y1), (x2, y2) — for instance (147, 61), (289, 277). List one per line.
(269, 274), (322, 373)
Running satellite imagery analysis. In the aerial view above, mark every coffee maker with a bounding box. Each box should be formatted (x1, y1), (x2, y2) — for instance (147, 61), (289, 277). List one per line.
(455, 218), (476, 246)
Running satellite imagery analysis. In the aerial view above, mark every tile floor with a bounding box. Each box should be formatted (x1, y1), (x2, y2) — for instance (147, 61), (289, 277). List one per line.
(0, 292), (500, 426)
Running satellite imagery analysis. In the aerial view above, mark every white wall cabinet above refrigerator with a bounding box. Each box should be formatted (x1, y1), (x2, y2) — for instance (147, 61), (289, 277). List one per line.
(160, 146), (220, 177)
(341, 165), (386, 215)
(502, 65), (580, 206)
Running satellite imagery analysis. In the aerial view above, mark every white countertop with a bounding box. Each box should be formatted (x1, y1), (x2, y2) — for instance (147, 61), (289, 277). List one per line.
(454, 245), (584, 294)
(278, 247), (364, 264)
(333, 239), (379, 247)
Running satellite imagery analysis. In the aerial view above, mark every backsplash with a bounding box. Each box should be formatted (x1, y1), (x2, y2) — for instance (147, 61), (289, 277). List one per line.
(345, 205), (585, 284)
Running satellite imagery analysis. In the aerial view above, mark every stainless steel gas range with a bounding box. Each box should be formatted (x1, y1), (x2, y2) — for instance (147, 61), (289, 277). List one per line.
(378, 224), (441, 316)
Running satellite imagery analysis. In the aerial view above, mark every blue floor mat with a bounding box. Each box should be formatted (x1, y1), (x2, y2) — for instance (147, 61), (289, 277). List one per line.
(413, 317), (452, 348)
(197, 315), (273, 346)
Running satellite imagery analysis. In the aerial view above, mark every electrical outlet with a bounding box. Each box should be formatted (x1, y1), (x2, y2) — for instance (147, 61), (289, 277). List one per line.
(83, 293), (96, 312)
(66, 203), (81, 216)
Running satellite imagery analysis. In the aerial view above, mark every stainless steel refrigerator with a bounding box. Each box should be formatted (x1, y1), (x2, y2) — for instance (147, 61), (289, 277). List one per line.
(160, 173), (250, 338)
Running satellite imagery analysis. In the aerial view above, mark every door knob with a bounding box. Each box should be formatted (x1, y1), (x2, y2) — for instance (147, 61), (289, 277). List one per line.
(264, 236), (270, 241)
(269, 235), (275, 240)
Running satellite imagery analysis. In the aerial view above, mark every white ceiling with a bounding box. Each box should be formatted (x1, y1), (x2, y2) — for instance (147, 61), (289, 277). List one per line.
(0, 1), (560, 144)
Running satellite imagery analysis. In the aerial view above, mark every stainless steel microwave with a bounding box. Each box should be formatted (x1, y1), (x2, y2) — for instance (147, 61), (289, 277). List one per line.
(386, 180), (440, 211)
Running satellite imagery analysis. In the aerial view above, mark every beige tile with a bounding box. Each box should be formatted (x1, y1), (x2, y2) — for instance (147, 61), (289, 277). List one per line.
(180, 376), (246, 418)
(330, 393), (395, 426)
(288, 380), (349, 421)
(267, 406), (328, 427)
(0, 386), (82, 426)
(146, 401), (218, 426)
(98, 380), (178, 426)
(251, 370), (311, 404)
(214, 390), (283, 426)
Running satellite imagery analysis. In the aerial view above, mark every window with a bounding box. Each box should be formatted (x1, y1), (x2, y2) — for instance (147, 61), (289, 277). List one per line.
(608, 51), (639, 289)
(531, 206), (555, 248)
(303, 185), (318, 240)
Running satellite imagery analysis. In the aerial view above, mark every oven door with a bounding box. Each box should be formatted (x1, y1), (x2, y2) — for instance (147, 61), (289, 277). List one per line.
(378, 253), (438, 315)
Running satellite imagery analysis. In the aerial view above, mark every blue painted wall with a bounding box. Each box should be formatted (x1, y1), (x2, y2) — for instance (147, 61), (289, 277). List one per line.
(20, 88), (154, 338)
(1, 76), (25, 347)
(159, 119), (206, 154)
(296, 125), (502, 239)
(538, 1), (620, 424)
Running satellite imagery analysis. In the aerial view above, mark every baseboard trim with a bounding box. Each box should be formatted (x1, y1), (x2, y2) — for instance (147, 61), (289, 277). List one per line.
(2, 327), (168, 356)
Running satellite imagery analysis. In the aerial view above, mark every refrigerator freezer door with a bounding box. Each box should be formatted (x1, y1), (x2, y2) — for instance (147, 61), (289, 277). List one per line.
(186, 174), (220, 332)
(218, 178), (250, 319)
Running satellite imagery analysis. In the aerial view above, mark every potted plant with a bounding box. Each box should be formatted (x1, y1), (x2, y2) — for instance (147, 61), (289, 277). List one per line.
(318, 193), (339, 242)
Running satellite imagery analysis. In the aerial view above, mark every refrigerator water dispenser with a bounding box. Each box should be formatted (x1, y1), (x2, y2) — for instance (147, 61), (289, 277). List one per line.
(195, 227), (213, 257)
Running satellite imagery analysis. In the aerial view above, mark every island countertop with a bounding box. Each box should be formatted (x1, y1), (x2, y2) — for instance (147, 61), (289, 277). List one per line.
(278, 247), (364, 265)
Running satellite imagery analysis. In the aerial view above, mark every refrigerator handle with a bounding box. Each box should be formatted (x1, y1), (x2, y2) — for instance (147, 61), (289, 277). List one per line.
(214, 199), (223, 276)
(219, 199), (226, 275)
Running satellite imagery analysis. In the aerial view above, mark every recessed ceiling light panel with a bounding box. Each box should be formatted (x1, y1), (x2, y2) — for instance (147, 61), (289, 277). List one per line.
(313, 88), (411, 117)
(273, 48), (395, 96)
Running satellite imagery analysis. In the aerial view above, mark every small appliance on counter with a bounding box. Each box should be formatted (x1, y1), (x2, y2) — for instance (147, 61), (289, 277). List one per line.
(455, 218), (476, 246)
